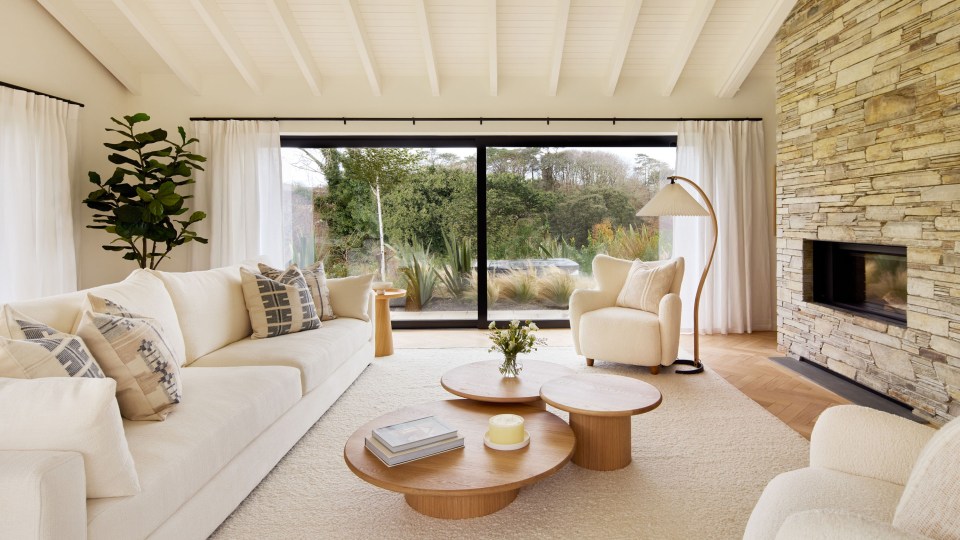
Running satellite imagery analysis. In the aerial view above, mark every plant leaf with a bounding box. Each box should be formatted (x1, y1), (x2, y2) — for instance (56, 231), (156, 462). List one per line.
(125, 113), (150, 124)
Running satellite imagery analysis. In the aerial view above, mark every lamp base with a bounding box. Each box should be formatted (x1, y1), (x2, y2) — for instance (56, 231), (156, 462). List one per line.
(672, 359), (705, 375)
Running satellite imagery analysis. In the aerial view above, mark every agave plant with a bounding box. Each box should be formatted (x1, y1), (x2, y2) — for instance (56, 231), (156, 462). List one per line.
(397, 240), (437, 311)
(437, 231), (473, 299)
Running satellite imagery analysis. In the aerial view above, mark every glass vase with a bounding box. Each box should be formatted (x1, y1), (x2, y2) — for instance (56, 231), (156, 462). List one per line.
(499, 353), (522, 378)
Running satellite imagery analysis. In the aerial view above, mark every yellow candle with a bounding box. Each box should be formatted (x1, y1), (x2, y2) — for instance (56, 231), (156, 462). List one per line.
(488, 414), (525, 444)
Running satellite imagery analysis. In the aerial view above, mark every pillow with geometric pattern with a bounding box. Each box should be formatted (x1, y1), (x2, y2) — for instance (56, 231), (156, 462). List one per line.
(77, 295), (182, 421)
(259, 262), (336, 321)
(0, 306), (105, 379)
(240, 266), (321, 339)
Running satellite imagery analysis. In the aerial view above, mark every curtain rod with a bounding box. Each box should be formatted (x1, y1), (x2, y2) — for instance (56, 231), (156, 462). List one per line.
(188, 116), (762, 124)
(0, 81), (84, 107)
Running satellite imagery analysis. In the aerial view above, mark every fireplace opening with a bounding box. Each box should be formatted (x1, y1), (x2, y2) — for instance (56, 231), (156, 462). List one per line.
(811, 241), (907, 325)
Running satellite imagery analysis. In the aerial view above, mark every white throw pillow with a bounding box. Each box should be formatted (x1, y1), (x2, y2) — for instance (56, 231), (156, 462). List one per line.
(327, 274), (375, 322)
(0, 377), (141, 498)
(616, 259), (679, 313)
(77, 295), (182, 421)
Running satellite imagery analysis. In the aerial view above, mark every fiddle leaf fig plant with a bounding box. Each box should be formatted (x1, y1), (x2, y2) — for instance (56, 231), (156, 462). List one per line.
(83, 113), (208, 270)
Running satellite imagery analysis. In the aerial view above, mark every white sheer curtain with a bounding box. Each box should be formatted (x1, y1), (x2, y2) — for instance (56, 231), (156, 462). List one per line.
(0, 87), (80, 303)
(672, 120), (773, 334)
(189, 120), (283, 270)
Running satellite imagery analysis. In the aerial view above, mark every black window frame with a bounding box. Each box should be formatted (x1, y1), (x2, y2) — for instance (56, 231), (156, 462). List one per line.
(280, 135), (678, 329)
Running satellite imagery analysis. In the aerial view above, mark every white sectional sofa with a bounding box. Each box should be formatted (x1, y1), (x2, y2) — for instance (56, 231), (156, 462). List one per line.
(0, 266), (374, 540)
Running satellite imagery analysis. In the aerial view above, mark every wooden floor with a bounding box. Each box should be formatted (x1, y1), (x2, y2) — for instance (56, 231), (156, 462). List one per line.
(394, 329), (849, 439)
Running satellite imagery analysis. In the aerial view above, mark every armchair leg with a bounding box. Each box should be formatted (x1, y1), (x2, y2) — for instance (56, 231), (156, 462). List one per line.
(586, 358), (594, 367)
(649, 366), (660, 375)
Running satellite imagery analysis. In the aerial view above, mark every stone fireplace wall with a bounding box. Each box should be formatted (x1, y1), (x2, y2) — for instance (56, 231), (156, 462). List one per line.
(776, 0), (960, 423)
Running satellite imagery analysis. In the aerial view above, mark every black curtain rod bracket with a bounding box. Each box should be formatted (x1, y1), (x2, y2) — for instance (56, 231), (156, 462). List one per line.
(0, 81), (84, 107)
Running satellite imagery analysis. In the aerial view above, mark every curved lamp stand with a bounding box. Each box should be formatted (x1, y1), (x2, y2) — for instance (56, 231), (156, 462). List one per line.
(636, 175), (718, 375)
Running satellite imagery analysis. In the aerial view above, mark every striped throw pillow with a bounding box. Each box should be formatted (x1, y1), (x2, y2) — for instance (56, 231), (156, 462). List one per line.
(77, 295), (182, 421)
(0, 307), (104, 379)
(259, 262), (336, 321)
(241, 266), (321, 339)
(615, 259), (679, 314)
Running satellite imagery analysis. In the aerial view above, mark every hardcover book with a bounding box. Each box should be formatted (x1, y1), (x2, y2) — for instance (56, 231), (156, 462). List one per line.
(372, 416), (457, 453)
(364, 435), (465, 467)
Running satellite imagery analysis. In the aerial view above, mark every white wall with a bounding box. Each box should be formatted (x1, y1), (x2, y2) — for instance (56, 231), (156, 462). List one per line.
(1, 2), (776, 289)
(0, 0), (131, 287)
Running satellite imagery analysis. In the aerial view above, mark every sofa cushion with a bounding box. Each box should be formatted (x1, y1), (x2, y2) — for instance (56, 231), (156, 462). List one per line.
(77, 296), (182, 421)
(151, 266), (252, 364)
(743, 467), (903, 540)
(0, 377), (140, 499)
(579, 306), (661, 364)
(240, 266), (321, 339)
(190, 318), (371, 393)
(86, 366), (301, 539)
(0, 309), (104, 379)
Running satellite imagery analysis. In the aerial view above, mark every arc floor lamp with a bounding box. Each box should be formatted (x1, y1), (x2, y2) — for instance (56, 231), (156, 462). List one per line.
(637, 175), (718, 375)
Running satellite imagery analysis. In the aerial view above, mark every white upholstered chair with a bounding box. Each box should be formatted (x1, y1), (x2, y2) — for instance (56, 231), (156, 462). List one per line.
(744, 404), (960, 540)
(569, 254), (683, 374)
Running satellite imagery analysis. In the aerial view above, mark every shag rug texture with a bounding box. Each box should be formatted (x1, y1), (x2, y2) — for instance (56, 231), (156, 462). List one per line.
(212, 347), (809, 540)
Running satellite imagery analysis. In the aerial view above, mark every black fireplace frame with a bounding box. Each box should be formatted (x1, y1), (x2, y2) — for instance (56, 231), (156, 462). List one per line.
(811, 240), (907, 326)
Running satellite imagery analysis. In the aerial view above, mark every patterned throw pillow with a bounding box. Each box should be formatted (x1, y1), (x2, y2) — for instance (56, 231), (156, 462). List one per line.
(0, 307), (104, 379)
(77, 295), (182, 421)
(615, 259), (680, 313)
(240, 266), (321, 339)
(259, 262), (336, 321)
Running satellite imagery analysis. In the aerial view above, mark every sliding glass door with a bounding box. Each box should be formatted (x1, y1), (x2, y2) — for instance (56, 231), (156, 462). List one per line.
(280, 137), (675, 328)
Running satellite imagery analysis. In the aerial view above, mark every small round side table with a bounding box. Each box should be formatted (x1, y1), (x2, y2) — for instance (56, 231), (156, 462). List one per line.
(374, 288), (405, 357)
(440, 359), (575, 409)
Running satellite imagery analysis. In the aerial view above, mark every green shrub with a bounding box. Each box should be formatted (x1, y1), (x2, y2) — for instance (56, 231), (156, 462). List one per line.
(537, 270), (577, 308)
(498, 269), (539, 304)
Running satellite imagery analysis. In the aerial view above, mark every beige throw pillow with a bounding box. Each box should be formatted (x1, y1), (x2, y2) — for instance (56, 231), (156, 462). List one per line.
(0, 307), (104, 379)
(258, 262), (335, 321)
(616, 259), (679, 313)
(0, 377), (141, 498)
(327, 274), (375, 322)
(240, 266), (321, 339)
(77, 295), (182, 421)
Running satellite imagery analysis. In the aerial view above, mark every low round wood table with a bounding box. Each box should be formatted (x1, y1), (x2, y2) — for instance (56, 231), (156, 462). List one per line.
(343, 399), (575, 519)
(440, 359), (575, 409)
(540, 373), (662, 471)
(374, 288), (405, 357)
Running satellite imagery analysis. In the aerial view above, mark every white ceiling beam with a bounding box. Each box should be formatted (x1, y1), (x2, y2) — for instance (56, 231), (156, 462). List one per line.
(340, 0), (382, 97)
(35, 0), (141, 94)
(661, 0), (716, 96)
(716, 0), (797, 98)
(189, 0), (263, 95)
(488, 0), (498, 96)
(111, 0), (201, 95)
(265, 0), (322, 96)
(547, 0), (571, 97)
(604, 0), (643, 97)
(413, 0), (440, 97)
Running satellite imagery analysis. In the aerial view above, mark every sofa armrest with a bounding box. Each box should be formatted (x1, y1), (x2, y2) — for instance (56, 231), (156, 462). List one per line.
(0, 451), (87, 540)
(810, 405), (936, 486)
(569, 289), (616, 355)
(776, 510), (929, 540)
(657, 293), (681, 366)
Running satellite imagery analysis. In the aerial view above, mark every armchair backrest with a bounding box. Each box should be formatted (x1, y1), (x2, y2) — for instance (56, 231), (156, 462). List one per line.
(893, 414), (960, 538)
(592, 254), (685, 295)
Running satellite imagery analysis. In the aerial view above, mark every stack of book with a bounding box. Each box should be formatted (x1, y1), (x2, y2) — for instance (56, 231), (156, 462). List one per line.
(365, 415), (464, 467)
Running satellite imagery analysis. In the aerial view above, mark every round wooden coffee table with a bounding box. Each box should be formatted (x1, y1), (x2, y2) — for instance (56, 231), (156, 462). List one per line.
(343, 399), (575, 519)
(440, 360), (575, 409)
(540, 373), (662, 471)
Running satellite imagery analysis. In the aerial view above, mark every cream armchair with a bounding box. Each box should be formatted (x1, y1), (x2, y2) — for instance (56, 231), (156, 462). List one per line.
(744, 405), (959, 540)
(569, 254), (684, 374)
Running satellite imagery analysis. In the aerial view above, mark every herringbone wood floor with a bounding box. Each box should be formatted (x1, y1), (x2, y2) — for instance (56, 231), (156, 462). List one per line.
(394, 329), (849, 439)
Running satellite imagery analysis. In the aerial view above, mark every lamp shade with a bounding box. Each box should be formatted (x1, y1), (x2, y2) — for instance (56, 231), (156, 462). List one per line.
(636, 182), (709, 217)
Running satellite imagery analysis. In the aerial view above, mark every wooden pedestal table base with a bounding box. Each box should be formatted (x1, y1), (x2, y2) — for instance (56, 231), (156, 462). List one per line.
(540, 373), (662, 471)
(374, 288), (405, 357)
(344, 399), (575, 519)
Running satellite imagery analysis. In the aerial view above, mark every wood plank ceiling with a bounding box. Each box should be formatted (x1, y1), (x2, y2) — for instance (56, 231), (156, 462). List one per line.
(35, 0), (793, 98)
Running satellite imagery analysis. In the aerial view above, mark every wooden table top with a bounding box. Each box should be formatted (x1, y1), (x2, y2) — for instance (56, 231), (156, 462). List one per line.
(540, 373), (662, 417)
(343, 399), (575, 497)
(440, 360), (575, 403)
(375, 288), (406, 300)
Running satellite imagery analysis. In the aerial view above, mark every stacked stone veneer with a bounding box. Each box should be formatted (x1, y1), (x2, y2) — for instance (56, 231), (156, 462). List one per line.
(776, 0), (960, 424)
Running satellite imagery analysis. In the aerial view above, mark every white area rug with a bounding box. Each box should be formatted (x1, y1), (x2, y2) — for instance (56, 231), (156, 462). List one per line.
(212, 348), (808, 539)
